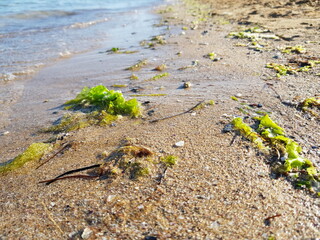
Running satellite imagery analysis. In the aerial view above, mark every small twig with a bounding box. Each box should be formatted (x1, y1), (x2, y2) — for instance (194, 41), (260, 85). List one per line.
(39, 164), (101, 185)
(229, 134), (238, 146)
(265, 83), (283, 101)
(39, 175), (99, 185)
(150, 100), (205, 123)
(157, 167), (168, 185)
(36, 142), (73, 170)
(42, 201), (64, 235)
(264, 214), (282, 226)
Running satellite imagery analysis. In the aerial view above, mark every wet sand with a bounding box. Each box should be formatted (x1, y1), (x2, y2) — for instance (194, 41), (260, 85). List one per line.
(0, 0), (320, 239)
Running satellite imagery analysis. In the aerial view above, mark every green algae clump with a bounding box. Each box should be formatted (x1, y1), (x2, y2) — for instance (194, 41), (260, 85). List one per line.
(266, 63), (295, 77)
(64, 85), (141, 118)
(0, 143), (52, 174)
(125, 59), (148, 71)
(160, 155), (178, 167)
(232, 115), (320, 195)
(145, 72), (169, 82)
(45, 111), (119, 133)
(99, 144), (180, 180)
(101, 145), (155, 180)
(232, 117), (267, 150)
(281, 45), (306, 54)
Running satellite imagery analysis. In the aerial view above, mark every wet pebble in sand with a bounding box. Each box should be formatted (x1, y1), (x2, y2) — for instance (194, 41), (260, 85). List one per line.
(81, 227), (93, 239)
(0, 131), (9, 136)
(174, 141), (185, 147)
(183, 82), (192, 88)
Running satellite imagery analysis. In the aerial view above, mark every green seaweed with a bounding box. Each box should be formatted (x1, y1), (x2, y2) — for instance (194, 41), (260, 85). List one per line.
(266, 63), (295, 77)
(0, 143), (52, 174)
(205, 52), (216, 60)
(145, 72), (169, 82)
(267, 59), (320, 78)
(45, 111), (119, 133)
(130, 74), (139, 80)
(232, 115), (320, 195)
(231, 96), (239, 101)
(160, 155), (178, 167)
(106, 47), (138, 54)
(228, 27), (279, 40)
(111, 84), (128, 88)
(298, 97), (320, 118)
(299, 97), (320, 110)
(64, 85), (141, 118)
(101, 145), (154, 179)
(281, 46), (306, 54)
(232, 118), (267, 150)
(140, 35), (166, 48)
(126, 60), (148, 71)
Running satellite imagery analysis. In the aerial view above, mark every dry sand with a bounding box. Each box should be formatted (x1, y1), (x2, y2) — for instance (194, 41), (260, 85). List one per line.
(1, 0), (320, 239)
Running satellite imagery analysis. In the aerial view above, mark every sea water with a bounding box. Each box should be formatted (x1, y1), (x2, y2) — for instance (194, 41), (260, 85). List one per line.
(0, 0), (162, 81)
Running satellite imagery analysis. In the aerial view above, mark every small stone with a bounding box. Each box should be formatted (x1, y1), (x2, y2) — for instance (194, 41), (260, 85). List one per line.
(222, 124), (233, 133)
(145, 236), (157, 240)
(107, 195), (116, 202)
(257, 103), (263, 108)
(183, 82), (192, 88)
(174, 141), (185, 147)
(81, 227), (93, 239)
(1, 131), (9, 136)
(137, 205), (144, 210)
(235, 93), (242, 98)
(209, 221), (220, 229)
(191, 112), (196, 116)
(68, 231), (78, 238)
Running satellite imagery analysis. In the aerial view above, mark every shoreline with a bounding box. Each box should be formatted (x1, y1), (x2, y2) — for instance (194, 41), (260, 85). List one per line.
(1, 0), (320, 239)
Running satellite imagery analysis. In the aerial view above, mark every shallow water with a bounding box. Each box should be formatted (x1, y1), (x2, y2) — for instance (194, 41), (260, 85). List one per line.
(0, 0), (162, 81)
(0, 0), (167, 162)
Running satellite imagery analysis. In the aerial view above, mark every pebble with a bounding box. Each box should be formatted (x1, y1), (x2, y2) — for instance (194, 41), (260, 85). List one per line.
(191, 112), (197, 116)
(107, 195), (116, 202)
(174, 141), (185, 147)
(222, 124), (233, 133)
(235, 93), (242, 98)
(81, 227), (93, 240)
(183, 82), (192, 88)
(209, 221), (220, 229)
(1, 131), (9, 136)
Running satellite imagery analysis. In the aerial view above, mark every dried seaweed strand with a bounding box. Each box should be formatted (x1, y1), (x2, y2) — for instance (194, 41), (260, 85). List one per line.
(36, 142), (73, 170)
(41, 201), (64, 235)
(39, 175), (98, 185)
(39, 164), (101, 185)
(150, 100), (205, 123)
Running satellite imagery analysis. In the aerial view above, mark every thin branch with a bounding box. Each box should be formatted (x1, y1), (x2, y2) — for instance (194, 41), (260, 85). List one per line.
(39, 164), (101, 185)
(36, 142), (73, 170)
(39, 175), (99, 185)
(42, 201), (64, 235)
(150, 100), (205, 123)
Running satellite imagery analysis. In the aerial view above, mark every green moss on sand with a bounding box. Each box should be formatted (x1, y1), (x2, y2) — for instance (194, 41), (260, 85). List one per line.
(0, 143), (52, 174)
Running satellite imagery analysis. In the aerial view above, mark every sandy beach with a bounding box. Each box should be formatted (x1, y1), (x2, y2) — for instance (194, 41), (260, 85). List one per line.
(1, 0), (320, 239)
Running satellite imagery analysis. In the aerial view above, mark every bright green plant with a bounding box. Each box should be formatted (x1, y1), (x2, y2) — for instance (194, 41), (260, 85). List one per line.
(64, 85), (141, 118)
(232, 115), (319, 195)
